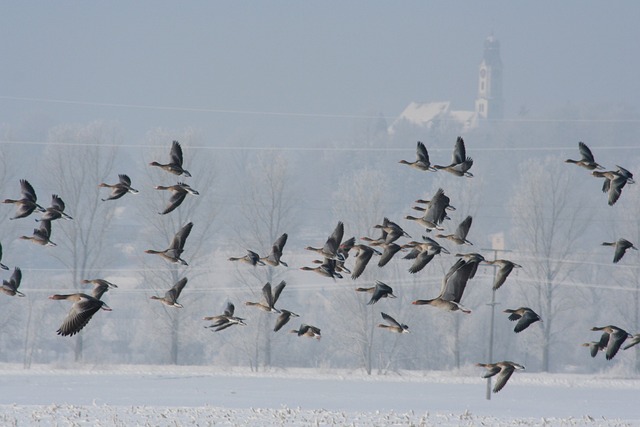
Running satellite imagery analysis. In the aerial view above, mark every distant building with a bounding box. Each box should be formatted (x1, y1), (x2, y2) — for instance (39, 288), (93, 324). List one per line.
(475, 34), (503, 120)
(389, 34), (503, 134)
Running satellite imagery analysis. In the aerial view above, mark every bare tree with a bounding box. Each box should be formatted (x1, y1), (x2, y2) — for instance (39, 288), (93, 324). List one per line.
(42, 121), (121, 362)
(609, 184), (640, 372)
(328, 166), (391, 374)
(229, 150), (299, 370)
(137, 128), (220, 365)
(509, 156), (592, 372)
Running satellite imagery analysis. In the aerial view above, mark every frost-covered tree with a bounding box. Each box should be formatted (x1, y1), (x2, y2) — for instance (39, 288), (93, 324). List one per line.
(43, 120), (121, 362)
(136, 128), (219, 365)
(509, 156), (592, 372)
(228, 151), (299, 370)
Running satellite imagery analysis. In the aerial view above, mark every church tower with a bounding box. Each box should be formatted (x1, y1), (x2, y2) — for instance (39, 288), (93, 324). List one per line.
(475, 34), (503, 120)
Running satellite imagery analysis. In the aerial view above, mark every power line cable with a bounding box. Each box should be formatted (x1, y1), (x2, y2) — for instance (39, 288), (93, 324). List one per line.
(2, 95), (640, 123)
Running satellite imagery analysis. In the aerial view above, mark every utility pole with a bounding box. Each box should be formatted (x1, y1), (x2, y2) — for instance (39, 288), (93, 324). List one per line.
(485, 248), (499, 400)
(483, 236), (511, 401)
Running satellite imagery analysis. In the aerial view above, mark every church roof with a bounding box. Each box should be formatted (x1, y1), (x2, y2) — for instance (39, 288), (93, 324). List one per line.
(388, 101), (477, 134)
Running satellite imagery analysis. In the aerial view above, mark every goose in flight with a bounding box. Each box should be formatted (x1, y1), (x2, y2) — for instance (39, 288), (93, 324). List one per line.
(355, 280), (396, 305)
(150, 277), (188, 308)
(228, 249), (265, 266)
(3, 179), (46, 220)
(204, 302), (246, 332)
(484, 259), (522, 290)
(49, 293), (112, 336)
(601, 238), (637, 263)
(150, 140), (192, 177)
(99, 174), (139, 201)
(0, 267), (24, 297)
(350, 244), (381, 280)
(434, 136), (474, 177)
(476, 361), (525, 393)
(377, 312), (409, 333)
(592, 167), (635, 206)
(20, 219), (56, 246)
(290, 324), (321, 340)
(245, 281), (286, 313)
(376, 242), (405, 268)
(436, 215), (473, 245)
(145, 222), (193, 265)
(372, 217), (411, 243)
(300, 257), (343, 280)
(590, 325), (632, 360)
(565, 141), (604, 170)
(405, 188), (450, 232)
(399, 141), (437, 171)
(155, 182), (199, 215)
(260, 233), (289, 267)
(37, 194), (73, 221)
(274, 309), (300, 332)
(411, 257), (480, 313)
(403, 237), (449, 274)
(305, 221), (345, 260)
(503, 307), (541, 333)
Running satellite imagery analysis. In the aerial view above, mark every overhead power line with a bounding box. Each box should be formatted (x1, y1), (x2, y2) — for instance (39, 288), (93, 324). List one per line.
(0, 138), (638, 154)
(2, 95), (640, 123)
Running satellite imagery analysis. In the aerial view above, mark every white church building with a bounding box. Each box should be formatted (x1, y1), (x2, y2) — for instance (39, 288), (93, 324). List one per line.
(389, 35), (504, 134)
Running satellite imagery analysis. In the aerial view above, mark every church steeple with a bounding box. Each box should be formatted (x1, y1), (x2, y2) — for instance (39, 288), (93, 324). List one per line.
(475, 34), (503, 120)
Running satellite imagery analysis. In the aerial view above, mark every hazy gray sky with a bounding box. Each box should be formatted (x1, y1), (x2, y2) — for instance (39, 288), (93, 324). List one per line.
(1, 2), (639, 145)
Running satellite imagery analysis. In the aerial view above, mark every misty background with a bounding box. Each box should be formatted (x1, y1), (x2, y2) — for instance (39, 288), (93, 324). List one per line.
(0, 2), (639, 375)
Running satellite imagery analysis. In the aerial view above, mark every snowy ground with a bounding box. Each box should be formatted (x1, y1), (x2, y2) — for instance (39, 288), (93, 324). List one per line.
(0, 364), (638, 426)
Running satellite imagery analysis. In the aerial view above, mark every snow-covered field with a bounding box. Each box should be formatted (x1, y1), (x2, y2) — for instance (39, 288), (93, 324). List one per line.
(1, 364), (638, 426)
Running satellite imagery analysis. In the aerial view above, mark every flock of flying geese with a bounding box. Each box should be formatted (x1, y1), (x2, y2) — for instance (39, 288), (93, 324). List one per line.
(0, 138), (637, 393)
(0, 141), (199, 336)
(564, 141), (640, 365)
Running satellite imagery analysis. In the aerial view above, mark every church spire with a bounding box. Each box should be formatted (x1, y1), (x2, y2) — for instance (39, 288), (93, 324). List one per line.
(475, 34), (503, 120)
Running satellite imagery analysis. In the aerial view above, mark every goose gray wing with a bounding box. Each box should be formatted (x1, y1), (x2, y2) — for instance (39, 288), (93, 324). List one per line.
(170, 222), (193, 251)
(323, 221), (344, 257)
(9, 267), (21, 289)
(381, 312), (401, 328)
(408, 250), (435, 274)
(161, 189), (187, 215)
(274, 310), (297, 332)
(36, 219), (53, 239)
(606, 328), (629, 360)
(271, 280), (286, 305)
(514, 309), (540, 333)
(453, 136), (466, 164)
(351, 246), (376, 280)
(378, 243), (402, 267)
(274, 233), (288, 251)
(165, 277), (188, 303)
(493, 263), (515, 290)
(613, 239), (633, 263)
(607, 176), (627, 206)
(170, 141), (184, 166)
(51, 194), (66, 211)
(493, 365), (516, 393)
(57, 296), (105, 336)
(118, 174), (132, 186)
(20, 179), (38, 201)
(455, 215), (472, 240)
(224, 302), (236, 317)
(261, 282), (274, 308)
(578, 141), (595, 162)
(441, 259), (473, 302)
(416, 141), (430, 163)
